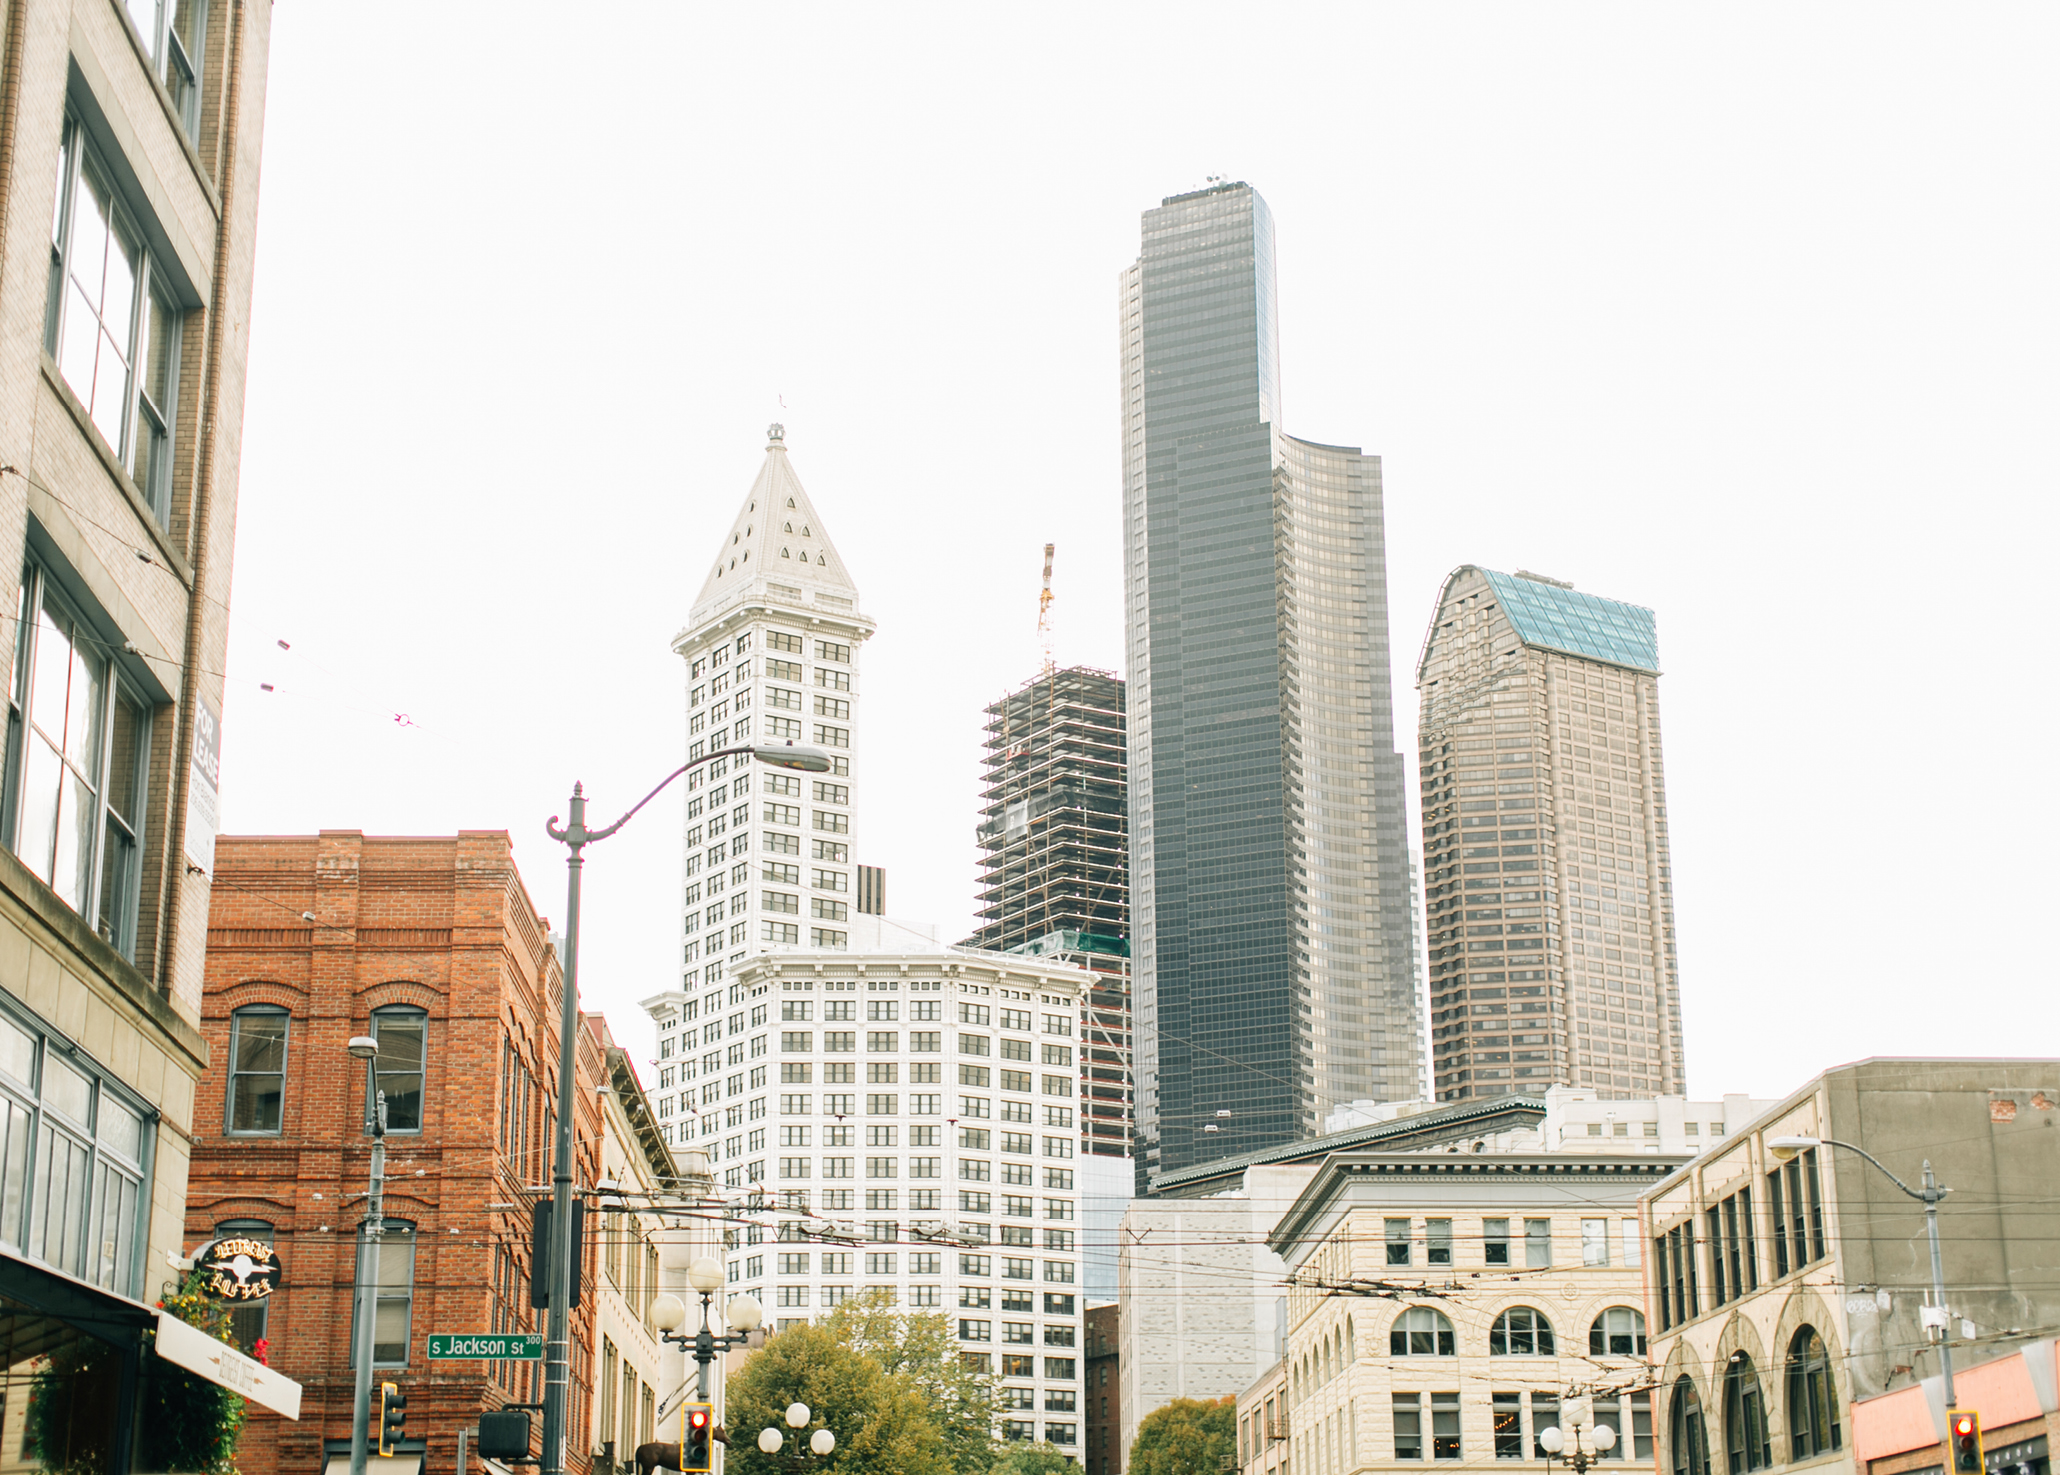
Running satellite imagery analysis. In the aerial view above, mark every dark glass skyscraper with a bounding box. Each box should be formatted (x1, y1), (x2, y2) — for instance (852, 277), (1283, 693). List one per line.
(1122, 183), (1422, 1189)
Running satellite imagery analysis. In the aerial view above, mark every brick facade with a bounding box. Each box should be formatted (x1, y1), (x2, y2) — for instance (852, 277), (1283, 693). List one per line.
(188, 832), (607, 1475)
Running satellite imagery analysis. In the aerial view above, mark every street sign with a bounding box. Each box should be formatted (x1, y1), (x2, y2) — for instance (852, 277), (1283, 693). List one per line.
(427, 1333), (544, 1361)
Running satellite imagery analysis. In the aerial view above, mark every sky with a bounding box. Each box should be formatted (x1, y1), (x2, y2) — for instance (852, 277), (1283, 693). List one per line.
(219, 4), (2060, 1107)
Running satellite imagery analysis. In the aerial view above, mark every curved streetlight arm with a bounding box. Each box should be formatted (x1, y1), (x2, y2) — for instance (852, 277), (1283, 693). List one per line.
(548, 747), (756, 849)
(1811, 1137), (1935, 1202)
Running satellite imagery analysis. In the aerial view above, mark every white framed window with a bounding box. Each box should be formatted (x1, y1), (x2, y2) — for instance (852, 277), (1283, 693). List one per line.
(45, 118), (185, 523)
(121, 0), (207, 137)
(4, 555), (153, 957)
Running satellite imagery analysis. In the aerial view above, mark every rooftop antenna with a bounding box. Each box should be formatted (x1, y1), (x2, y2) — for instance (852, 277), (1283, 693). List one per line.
(1037, 542), (1056, 678)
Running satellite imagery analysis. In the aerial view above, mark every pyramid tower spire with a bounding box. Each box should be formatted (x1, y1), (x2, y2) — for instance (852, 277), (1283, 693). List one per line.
(690, 423), (862, 627)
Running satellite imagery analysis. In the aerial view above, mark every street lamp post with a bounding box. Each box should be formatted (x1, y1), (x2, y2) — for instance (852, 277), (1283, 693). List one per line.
(1768, 1135), (1955, 1405)
(346, 1035), (386, 1475)
(756, 1402), (837, 1466)
(1538, 1399), (1617, 1475)
(540, 746), (826, 1475)
(650, 1257), (767, 1403)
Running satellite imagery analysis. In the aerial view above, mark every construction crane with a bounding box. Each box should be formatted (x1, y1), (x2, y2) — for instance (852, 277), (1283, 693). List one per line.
(1037, 542), (1056, 678)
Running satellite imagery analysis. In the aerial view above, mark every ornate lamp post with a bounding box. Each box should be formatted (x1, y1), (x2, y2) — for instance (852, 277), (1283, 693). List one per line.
(757, 1403), (836, 1464)
(1539, 1398), (1618, 1474)
(650, 1257), (767, 1401)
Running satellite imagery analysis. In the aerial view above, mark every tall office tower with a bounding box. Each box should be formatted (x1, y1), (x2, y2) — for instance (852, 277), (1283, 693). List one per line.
(1415, 567), (1685, 1102)
(0, 0), (270, 1365)
(1121, 183), (1422, 1188)
(640, 426), (876, 1165)
(967, 666), (1133, 1159)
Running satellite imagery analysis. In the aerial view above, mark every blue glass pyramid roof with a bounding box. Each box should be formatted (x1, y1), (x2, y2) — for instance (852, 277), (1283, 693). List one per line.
(1480, 570), (1659, 673)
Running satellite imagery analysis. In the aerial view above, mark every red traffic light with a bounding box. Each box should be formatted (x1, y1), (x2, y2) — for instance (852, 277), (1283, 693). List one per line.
(1954, 1416), (1975, 1437)
(690, 1411), (709, 1429)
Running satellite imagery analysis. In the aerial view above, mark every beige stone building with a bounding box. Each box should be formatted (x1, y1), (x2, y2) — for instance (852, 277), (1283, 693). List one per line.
(0, 0), (269, 1462)
(1641, 1058), (2060, 1475)
(1414, 565), (1683, 1103)
(1253, 1149), (1685, 1475)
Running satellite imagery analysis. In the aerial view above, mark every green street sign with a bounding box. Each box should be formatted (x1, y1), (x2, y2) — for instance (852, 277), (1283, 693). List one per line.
(427, 1333), (544, 1361)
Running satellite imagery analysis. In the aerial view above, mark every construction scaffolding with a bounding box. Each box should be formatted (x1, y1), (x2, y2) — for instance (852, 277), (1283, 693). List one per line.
(967, 666), (1132, 1158)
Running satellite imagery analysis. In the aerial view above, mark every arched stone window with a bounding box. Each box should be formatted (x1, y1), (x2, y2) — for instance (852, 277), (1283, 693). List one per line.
(1670, 1377), (1710, 1475)
(1724, 1353), (1771, 1473)
(1345, 1314), (1356, 1363)
(1591, 1306), (1648, 1356)
(1489, 1306), (1555, 1355)
(1786, 1327), (1842, 1459)
(1389, 1306), (1455, 1356)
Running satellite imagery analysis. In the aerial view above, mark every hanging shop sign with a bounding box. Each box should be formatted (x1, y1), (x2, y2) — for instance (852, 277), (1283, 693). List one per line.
(194, 1237), (284, 1301)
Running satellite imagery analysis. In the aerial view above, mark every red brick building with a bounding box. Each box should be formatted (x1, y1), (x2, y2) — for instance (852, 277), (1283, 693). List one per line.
(186, 832), (606, 1475)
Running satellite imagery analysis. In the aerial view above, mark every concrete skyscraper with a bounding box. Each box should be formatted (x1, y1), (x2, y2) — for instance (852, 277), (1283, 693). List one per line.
(1415, 566), (1685, 1101)
(1121, 183), (1422, 1188)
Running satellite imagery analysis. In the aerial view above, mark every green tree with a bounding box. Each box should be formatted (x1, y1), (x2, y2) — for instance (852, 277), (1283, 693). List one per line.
(722, 1319), (949, 1475)
(1129, 1396), (1235, 1475)
(826, 1290), (996, 1475)
(993, 1442), (1078, 1475)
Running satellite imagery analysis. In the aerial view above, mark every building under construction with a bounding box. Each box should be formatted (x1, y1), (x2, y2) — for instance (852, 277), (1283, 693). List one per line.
(967, 666), (1132, 1159)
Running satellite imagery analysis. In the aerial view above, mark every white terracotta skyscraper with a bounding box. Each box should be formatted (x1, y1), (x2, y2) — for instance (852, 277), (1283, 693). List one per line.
(640, 426), (877, 1162)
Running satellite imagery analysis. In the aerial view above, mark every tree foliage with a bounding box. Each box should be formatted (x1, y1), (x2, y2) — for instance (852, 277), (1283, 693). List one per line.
(721, 1319), (949, 1475)
(826, 1290), (996, 1475)
(1130, 1396), (1235, 1475)
(993, 1442), (1078, 1475)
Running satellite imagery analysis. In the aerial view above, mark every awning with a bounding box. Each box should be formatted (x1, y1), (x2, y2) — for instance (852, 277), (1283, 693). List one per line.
(155, 1309), (302, 1418)
(320, 1455), (424, 1475)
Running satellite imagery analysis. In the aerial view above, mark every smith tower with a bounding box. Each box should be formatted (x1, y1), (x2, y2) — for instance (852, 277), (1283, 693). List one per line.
(1122, 183), (1422, 1188)
(640, 426), (875, 1162)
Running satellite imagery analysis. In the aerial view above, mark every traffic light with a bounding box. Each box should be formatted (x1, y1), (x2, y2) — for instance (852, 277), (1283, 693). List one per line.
(377, 1382), (407, 1456)
(477, 1410), (531, 1461)
(682, 1404), (714, 1474)
(1949, 1410), (1982, 1474)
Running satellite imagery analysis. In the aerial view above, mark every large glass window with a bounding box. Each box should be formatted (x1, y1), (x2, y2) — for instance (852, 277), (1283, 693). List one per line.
(1390, 1307), (1455, 1357)
(354, 1219), (416, 1365)
(45, 120), (184, 523)
(1724, 1354), (1771, 1473)
(1670, 1378), (1709, 1475)
(1786, 1328), (1841, 1460)
(226, 1007), (287, 1134)
(5, 557), (152, 958)
(1590, 1307), (1648, 1357)
(1488, 1307), (1554, 1355)
(371, 1007), (426, 1133)
(0, 1011), (147, 1297)
(121, 0), (207, 138)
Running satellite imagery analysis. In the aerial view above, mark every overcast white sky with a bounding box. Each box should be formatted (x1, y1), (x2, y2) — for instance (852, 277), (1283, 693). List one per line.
(219, 5), (2059, 1105)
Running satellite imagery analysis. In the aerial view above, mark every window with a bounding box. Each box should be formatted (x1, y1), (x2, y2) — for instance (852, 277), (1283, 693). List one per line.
(1426, 1218), (1452, 1266)
(44, 121), (185, 522)
(1593, 1392), (1654, 1461)
(1488, 1307), (1554, 1355)
(1768, 1150), (1825, 1276)
(1786, 1328), (1841, 1460)
(1390, 1307), (1455, 1356)
(1386, 1218), (1412, 1265)
(371, 1008), (426, 1132)
(1670, 1377), (1710, 1475)
(355, 1220), (417, 1364)
(1724, 1354), (1771, 1473)
(1707, 1188), (1757, 1306)
(1581, 1218), (1609, 1266)
(1431, 1392), (1461, 1460)
(1483, 1217), (1510, 1266)
(1524, 1218), (1551, 1267)
(1494, 1393), (1524, 1459)
(6, 557), (154, 955)
(226, 1007), (288, 1133)
(1046, 1357), (1075, 1380)
(1657, 1222), (1699, 1329)
(1590, 1307), (1647, 1357)
(1394, 1394), (1423, 1460)
(122, 0), (207, 136)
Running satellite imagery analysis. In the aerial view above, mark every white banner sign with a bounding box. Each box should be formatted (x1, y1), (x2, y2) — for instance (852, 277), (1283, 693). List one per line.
(183, 698), (221, 872)
(154, 1309), (302, 1420)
